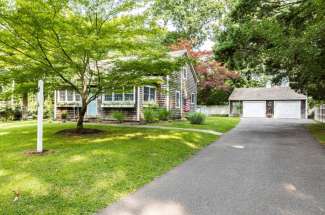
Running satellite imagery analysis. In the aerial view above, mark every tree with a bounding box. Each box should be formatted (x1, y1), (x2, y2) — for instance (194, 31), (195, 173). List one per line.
(151, 0), (222, 46)
(169, 40), (239, 105)
(192, 51), (239, 105)
(0, 0), (181, 129)
(214, 0), (325, 100)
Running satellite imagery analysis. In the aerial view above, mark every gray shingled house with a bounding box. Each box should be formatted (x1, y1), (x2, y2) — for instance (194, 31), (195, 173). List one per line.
(229, 87), (307, 119)
(53, 50), (198, 122)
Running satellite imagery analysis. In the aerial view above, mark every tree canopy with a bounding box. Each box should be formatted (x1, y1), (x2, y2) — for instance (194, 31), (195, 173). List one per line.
(214, 0), (325, 100)
(152, 0), (222, 46)
(0, 0), (182, 128)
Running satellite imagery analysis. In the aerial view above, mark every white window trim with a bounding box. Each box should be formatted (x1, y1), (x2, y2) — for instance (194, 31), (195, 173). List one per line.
(183, 67), (187, 80)
(102, 87), (136, 103)
(58, 90), (66, 102)
(191, 93), (196, 104)
(58, 90), (81, 103)
(175, 91), (181, 108)
(143, 85), (157, 102)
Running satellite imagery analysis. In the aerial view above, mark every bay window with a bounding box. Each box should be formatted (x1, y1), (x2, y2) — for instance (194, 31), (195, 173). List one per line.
(57, 90), (81, 103)
(59, 90), (66, 102)
(103, 87), (135, 102)
(75, 93), (81, 102)
(67, 91), (74, 102)
(104, 90), (113, 102)
(124, 87), (134, 101)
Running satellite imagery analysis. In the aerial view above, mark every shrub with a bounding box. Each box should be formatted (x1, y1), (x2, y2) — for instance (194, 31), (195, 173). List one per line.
(157, 108), (170, 121)
(144, 108), (158, 123)
(112, 111), (125, 123)
(13, 107), (22, 120)
(187, 112), (206, 124)
(0, 108), (14, 122)
(61, 111), (68, 121)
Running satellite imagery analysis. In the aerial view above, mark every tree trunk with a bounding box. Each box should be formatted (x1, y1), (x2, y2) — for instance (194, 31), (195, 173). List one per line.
(22, 92), (28, 120)
(77, 104), (87, 130)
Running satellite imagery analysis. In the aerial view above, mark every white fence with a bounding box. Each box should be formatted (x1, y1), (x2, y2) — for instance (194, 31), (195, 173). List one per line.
(197, 105), (229, 116)
(314, 104), (325, 123)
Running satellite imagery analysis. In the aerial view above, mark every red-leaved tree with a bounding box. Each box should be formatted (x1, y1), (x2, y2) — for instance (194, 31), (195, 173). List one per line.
(170, 40), (239, 105)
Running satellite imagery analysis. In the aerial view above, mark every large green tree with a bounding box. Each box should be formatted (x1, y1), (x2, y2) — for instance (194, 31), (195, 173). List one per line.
(214, 0), (325, 100)
(0, 0), (181, 129)
(152, 0), (222, 46)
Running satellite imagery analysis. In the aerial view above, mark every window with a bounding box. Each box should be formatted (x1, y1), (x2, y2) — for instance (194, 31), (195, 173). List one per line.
(67, 91), (74, 102)
(175, 91), (181, 108)
(75, 93), (81, 102)
(191, 93), (196, 104)
(183, 67), (187, 79)
(58, 90), (80, 102)
(144, 86), (156, 102)
(59, 90), (66, 102)
(114, 89), (123, 101)
(124, 87), (134, 101)
(103, 87), (135, 102)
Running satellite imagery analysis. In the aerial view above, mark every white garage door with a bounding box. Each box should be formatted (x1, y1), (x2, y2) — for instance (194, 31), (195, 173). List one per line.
(274, 101), (301, 119)
(243, 101), (266, 118)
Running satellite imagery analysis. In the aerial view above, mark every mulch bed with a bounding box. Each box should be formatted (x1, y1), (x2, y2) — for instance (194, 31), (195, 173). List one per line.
(55, 128), (105, 136)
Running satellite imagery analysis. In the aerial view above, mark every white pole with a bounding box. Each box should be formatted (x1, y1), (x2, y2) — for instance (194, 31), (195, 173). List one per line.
(53, 90), (57, 120)
(37, 80), (44, 153)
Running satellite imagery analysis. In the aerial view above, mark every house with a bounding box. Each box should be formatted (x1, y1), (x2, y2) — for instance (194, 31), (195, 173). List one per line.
(53, 50), (198, 122)
(229, 87), (307, 119)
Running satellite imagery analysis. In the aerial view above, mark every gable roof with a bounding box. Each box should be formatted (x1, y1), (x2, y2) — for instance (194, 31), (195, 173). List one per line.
(170, 49), (199, 83)
(229, 87), (307, 101)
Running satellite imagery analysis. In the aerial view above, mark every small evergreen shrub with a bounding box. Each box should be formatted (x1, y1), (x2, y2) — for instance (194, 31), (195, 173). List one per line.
(157, 108), (170, 121)
(187, 112), (206, 124)
(112, 111), (125, 123)
(144, 108), (158, 123)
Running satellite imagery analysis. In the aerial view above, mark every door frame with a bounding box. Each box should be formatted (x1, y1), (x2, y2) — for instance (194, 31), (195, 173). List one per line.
(86, 98), (98, 117)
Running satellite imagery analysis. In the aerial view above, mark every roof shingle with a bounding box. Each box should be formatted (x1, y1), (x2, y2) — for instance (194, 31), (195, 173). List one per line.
(229, 87), (307, 101)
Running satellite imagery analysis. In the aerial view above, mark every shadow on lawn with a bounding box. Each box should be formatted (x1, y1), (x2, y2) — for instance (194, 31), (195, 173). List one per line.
(0, 123), (214, 214)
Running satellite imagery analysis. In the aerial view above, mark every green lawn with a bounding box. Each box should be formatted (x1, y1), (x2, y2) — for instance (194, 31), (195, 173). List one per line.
(153, 116), (240, 133)
(0, 122), (217, 214)
(307, 123), (325, 144)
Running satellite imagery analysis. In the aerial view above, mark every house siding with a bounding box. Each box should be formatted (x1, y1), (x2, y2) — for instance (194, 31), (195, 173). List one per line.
(54, 63), (198, 122)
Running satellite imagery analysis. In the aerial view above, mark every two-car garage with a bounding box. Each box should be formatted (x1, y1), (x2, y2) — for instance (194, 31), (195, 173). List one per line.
(242, 100), (302, 119)
(229, 88), (307, 119)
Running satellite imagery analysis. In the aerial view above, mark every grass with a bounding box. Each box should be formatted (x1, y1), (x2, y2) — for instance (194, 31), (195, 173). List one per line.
(0, 121), (217, 214)
(307, 123), (325, 144)
(152, 116), (240, 133)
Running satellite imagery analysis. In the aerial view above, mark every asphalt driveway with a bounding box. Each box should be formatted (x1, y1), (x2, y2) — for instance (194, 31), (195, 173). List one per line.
(98, 118), (325, 215)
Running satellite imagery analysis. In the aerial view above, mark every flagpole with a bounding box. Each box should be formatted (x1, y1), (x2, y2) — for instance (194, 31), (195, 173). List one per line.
(37, 80), (44, 153)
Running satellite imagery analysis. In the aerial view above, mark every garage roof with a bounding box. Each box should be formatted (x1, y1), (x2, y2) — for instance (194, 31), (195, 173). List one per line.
(229, 87), (307, 101)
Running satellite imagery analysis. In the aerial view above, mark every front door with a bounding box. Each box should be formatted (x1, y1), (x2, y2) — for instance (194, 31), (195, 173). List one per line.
(87, 99), (97, 117)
